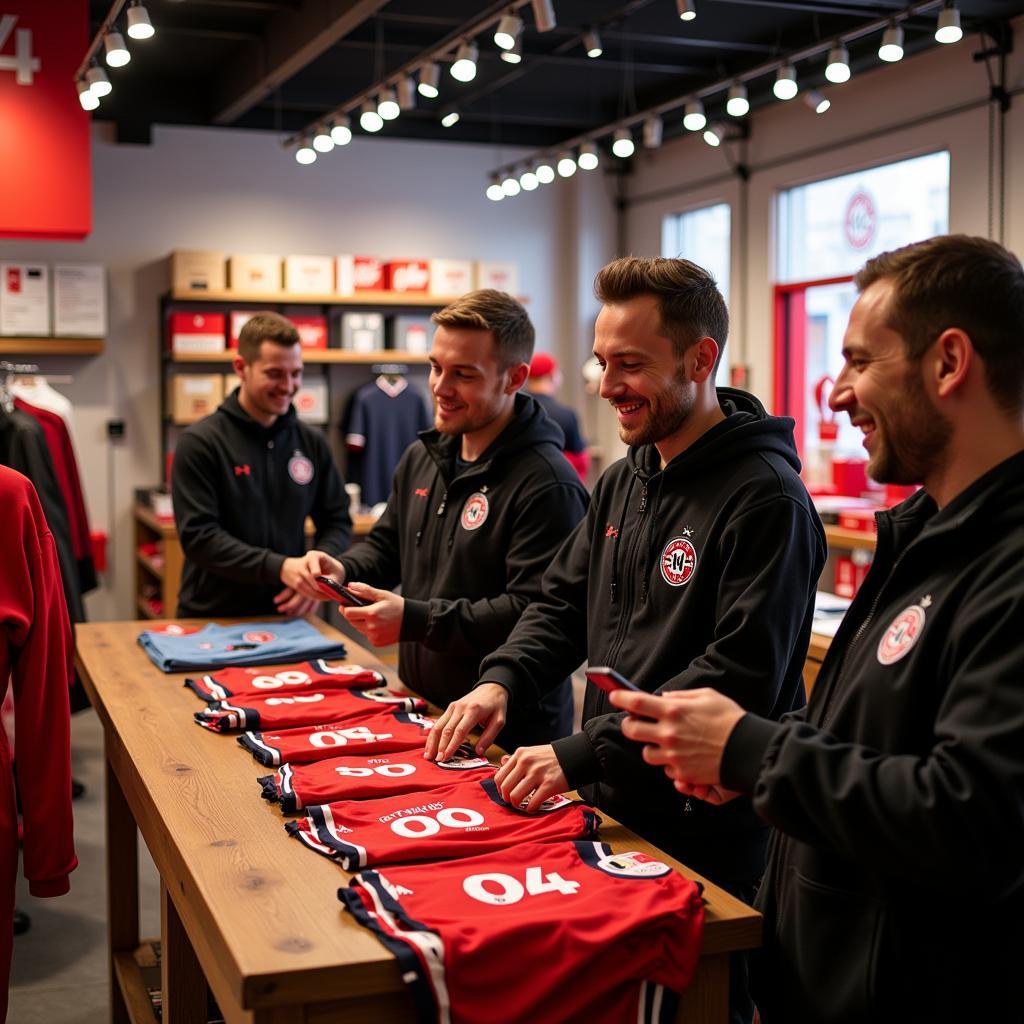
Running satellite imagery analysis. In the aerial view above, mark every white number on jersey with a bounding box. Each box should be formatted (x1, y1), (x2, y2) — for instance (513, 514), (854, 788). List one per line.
(265, 693), (325, 706)
(334, 763), (416, 779)
(389, 807), (484, 839)
(308, 726), (394, 748)
(0, 16), (41, 85)
(251, 670), (312, 690)
(462, 867), (581, 906)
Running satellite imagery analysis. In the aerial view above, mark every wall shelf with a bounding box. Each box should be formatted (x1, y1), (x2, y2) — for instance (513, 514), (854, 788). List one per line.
(0, 337), (104, 355)
(168, 348), (429, 365)
(170, 288), (458, 307)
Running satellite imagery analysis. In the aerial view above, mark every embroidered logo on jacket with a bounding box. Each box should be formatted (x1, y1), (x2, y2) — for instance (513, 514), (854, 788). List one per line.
(876, 598), (929, 665)
(605, 523), (619, 539)
(415, 487), (429, 498)
(234, 464), (251, 476)
(660, 536), (698, 587)
(461, 492), (490, 531)
(288, 452), (314, 485)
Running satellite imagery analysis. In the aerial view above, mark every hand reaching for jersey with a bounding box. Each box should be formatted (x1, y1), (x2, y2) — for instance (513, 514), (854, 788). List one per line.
(425, 683), (509, 761)
(494, 744), (569, 813)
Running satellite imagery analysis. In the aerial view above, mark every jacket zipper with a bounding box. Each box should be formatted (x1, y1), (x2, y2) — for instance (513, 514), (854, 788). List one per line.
(605, 482), (649, 669)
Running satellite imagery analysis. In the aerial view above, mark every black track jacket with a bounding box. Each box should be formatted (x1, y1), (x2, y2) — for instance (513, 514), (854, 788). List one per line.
(337, 393), (588, 746)
(480, 389), (826, 884)
(173, 390), (351, 617)
(722, 449), (1024, 1023)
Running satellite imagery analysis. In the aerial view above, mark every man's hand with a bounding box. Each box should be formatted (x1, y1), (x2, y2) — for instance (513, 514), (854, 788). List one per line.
(283, 551), (343, 601)
(340, 583), (404, 647)
(494, 745), (568, 813)
(272, 586), (319, 618)
(424, 683), (509, 761)
(608, 687), (746, 789)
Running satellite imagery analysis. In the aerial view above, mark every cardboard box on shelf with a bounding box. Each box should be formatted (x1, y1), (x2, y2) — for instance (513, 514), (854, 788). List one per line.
(336, 255), (384, 295)
(341, 312), (384, 352)
(228, 254), (281, 294)
(284, 255), (334, 295)
(384, 260), (431, 293)
(429, 258), (473, 297)
(393, 316), (433, 354)
(294, 378), (329, 423)
(170, 312), (226, 354)
(170, 251), (226, 294)
(474, 261), (520, 295)
(169, 374), (224, 423)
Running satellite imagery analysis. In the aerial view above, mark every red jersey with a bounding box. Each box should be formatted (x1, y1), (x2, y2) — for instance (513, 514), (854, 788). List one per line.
(285, 778), (600, 870)
(194, 687), (426, 733)
(237, 710), (435, 767)
(340, 840), (704, 1024)
(184, 660), (385, 701)
(259, 745), (495, 812)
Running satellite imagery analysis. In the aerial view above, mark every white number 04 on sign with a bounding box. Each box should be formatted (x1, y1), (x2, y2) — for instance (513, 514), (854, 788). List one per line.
(0, 16), (41, 85)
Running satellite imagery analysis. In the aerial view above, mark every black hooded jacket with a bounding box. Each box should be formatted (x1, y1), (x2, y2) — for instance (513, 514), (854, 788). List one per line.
(172, 390), (352, 617)
(337, 393), (588, 744)
(480, 389), (826, 884)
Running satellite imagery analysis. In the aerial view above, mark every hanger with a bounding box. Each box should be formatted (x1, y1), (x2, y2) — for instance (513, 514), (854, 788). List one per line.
(0, 361), (39, 414)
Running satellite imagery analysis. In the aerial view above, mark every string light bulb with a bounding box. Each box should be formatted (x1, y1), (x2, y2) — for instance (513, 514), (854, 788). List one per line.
(312, 126), (335, 152)
(502, 173), (521, 197)
(494, 13), (522, 50)
(295, 139), (316, 165)
(774, 64), (798, 100)
(935, 5), (962, 43)
(360, 100), (383, 133)
(501, 36), (523, 63)
(676, 0), (697, 21)
(825, 42), (851, 83)
(487, 175), (505, 201)
(535, 159), (555, 184)
(683, 100), (706, 131)
(451, 40), (479, 82)
(126, 3), (155, 40)
(611, 128), (635, 158)
(583, 28), (603, 58)
(805, 90), (831, 114)
(878, 23), (904, 62)
(377, 88), (400, 121)
(103, 30), (130, 67)
(77, 80), (99, 111)
(331, 117), (352, 145)
(520, 167), (540, 190)
(578, 141), (600, 170)
(557, 151), (577, 177)
(726, 81), (749, 117)
(441, 110), (460, 127)
(86, 65), (112, 97)
(418, 63), (440, 98)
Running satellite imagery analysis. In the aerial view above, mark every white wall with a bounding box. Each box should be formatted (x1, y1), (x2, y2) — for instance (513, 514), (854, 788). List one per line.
(0, 124), (617, 619)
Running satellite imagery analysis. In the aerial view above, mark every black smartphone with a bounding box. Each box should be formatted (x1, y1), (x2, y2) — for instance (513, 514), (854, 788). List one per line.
(315, 575), (371, 608)
(585, 666), (644, 694)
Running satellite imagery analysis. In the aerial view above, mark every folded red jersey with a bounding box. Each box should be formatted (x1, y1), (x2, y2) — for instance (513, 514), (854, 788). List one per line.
(259, 745), (495, 812)
(194, 687), (426, 733)
(184, 660), (385, 702)
(238, 710), (435, 766)
(285, 777), (600, 870)
(340, 839), (704, 1024)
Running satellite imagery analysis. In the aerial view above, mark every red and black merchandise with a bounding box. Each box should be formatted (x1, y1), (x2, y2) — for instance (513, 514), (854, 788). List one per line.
(184, 660), (384, 701)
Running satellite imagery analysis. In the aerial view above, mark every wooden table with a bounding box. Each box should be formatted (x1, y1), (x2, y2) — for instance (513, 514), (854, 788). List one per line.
(76, 618), (761, 1024)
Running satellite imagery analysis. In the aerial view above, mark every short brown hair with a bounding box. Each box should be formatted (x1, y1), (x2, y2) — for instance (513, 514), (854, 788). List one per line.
(855, 235), (1024, 413)
(594, 256), (729, 366)
(431, 289), (534, 367)
(237, 312), (299, 363)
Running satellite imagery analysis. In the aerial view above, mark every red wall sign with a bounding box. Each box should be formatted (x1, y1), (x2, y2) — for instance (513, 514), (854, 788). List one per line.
(0, 0), (91, 239)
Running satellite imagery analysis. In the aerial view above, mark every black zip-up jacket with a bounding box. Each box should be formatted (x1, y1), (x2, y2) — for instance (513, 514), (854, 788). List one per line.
(337, 393), (588, 746)
(172, 390), (351, 617)
(722, 449), (1024, 1024)
(480, 389), (826, 885)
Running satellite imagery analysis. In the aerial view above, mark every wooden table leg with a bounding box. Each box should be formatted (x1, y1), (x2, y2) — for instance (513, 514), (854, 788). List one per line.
(676, 953), (730, 1023)
(161, 881), (209, 1024)
(106, 744), (139, 1024)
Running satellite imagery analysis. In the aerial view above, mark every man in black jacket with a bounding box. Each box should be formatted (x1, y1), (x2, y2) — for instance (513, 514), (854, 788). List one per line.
(172, 312), (351, 618)
(302, 290), (587, 749)
(609, 235), (1024, 1023)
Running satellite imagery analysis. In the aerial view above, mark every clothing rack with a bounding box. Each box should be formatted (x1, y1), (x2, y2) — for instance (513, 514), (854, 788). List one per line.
(370, 363), (409, 376)
(0, 361), (40, 413)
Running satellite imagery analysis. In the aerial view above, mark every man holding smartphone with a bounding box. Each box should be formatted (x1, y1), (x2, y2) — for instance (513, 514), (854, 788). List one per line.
(427, 258), (825, 1024)
(301, 290), (587, 751)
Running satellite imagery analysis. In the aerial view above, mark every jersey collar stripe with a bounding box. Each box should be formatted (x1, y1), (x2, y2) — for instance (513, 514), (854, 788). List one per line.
(311, 805), (367, 869)
(237, 731), (280, 766)
(280, 763), (294, 801)
(219, 700), (249, 728)
(206, 676), (228, 700)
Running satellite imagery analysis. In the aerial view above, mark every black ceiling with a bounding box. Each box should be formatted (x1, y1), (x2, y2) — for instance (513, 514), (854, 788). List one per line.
(88, 0), (1019, 148)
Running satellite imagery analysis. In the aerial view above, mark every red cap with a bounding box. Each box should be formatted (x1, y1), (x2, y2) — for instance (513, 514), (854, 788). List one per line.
(530, 352), (557, 377)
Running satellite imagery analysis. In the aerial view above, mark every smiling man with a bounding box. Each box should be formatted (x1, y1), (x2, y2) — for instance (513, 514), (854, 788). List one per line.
(302, 290), (587, 751)
(427, 257), (825, 1024)
(172, 312), (351, 618)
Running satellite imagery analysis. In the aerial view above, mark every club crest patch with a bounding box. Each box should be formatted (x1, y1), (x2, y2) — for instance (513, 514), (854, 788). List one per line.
(461, 492), (490, 531)
(287, 453), (314, 485)
(243, 630), (276, 644)
(660, 536), (698, 587)
(877, 604), (927, 665)
(597, 851), (672, 878)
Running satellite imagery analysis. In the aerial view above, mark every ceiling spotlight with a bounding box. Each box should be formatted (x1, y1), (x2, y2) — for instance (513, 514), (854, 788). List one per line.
(77, 79), (100, 111)
(535, 159), (555, 184)
(557, 151), (577, 177)
(502, 174), (521, 197)
(451, 40), (479, 82)
(126, 2), (155, 40)
(703, 122), (724, 147)
(312, 126), (335, 153)
(377, 88), (400, 120)
(494, 13), (523, 50)
(86, 64), (112, 97)
(104, 30), (130, 67)
(878, 23), (904, 62)
(676, 0), (697, 21)
(397, 76), (416, 111)
(683, 100), (706, 131)
(643, 116), (663, 149)
(578, 142), (600, 170)
(825, 42), (850, 83)
(295, 139), (316, 165)
(486, 175), (505, 201)
(520, 167), (540, 190)
(611, 128), (635, 158)
(441, 110), (460, 127)
(360, 100), (384, 133)
(805, 90), (830, 114)
(331, 116), (353, 145)
(501, 36), (523, 63)
(583, 28), (603, 58)
(418, 62), (440, 98)
(726, 81), (749, 117)
(774, 64), (798, 100)
(532, 0), (557, 32)
(935, 5), (962, 44)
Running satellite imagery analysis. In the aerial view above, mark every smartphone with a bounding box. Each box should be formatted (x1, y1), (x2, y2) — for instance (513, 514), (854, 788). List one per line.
(315, 575), (371, 608)
(585, 666), (643, 694)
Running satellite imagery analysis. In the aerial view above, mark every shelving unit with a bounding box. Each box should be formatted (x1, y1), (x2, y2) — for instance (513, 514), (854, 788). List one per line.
(134, 505), (184, 620)
(170, 288), (460, 306)
(169, 348), (429, 365)
(0, 337), (104, 355)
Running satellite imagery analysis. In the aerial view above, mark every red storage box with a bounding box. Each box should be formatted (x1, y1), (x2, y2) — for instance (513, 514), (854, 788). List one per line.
(384, 260), (431, 293)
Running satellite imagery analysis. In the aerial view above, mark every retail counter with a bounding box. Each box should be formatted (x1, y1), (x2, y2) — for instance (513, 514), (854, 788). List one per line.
(76, 617), (761, 1024)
